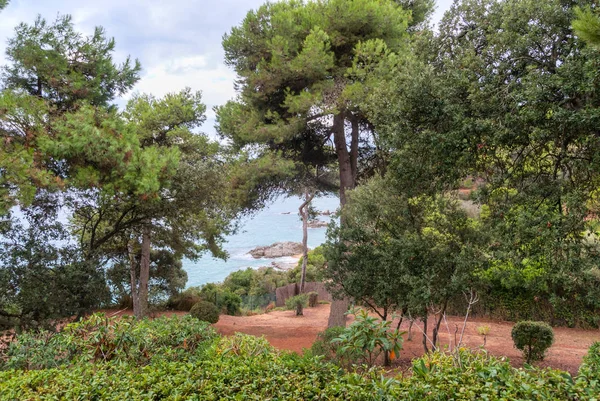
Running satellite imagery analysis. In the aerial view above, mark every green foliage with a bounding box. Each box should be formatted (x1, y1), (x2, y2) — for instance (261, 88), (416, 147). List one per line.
(477, 325), (491, 336)
(578, 342), (600, 387)
(0, 214), (110, 330)
(217, 0), (413, 216)
(189, 301), (220, 324)
(196, 283), (242, 315)
(288, 246), (326, 283)
(3, 15), (140, 111)
(308, 291), (319, 307)
(325, 175), (486, 346)
(310, 326), (346, 364)
(511, 321), (555, 363)
(285, 294), (308, 311)
(332, 308), (404, 367)
(0, 14), (142, 214)
(167, 288), (202, 312)
(3, 315), (600, 400)
(0, 314), (216, 370)
(573, 7), (600, 47)
(223, 267), (289, 297)
(1, 334), (398, 401)
(107, 249), (187, 305)
(400, 349), (597, 400)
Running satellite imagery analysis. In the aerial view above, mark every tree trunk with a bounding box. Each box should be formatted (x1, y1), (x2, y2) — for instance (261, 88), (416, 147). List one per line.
(136, 223), (151, 318)
(127, 238), (139, 314)
(299, 190), (315, 294)
(327, 298), (349, 327)
(422, 317), (429, 353)
(432, 301), (448, 351)
(333, 112), (356, 207)
(328, 112), (355, 328)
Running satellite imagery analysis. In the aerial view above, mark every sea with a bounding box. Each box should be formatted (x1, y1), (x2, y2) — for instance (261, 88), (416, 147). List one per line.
(183, 195), (340, 287)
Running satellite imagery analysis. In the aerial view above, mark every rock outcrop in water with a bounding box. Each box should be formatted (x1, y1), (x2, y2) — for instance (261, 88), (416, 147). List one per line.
(249, 241), (305, 258)
(307, 219), (328, 228)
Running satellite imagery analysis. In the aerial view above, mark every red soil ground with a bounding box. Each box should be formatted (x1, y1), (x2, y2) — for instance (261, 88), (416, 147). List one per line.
(212, 304), (600, 375)
(46, 304), (598, 375)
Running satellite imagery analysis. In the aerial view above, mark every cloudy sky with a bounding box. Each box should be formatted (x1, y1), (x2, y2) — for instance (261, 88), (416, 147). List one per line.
(0, 0), (454, 134)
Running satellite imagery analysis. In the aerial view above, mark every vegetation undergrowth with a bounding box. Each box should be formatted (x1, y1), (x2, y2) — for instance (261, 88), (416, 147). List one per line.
(1, 315), (600, 400)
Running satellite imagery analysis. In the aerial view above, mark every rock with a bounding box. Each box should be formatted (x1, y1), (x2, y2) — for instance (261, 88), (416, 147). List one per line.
(307, 219), (328, 228)
(249, 241), (305, 259)
(271, 260), (297, 271)
(319, 209), (332, 216)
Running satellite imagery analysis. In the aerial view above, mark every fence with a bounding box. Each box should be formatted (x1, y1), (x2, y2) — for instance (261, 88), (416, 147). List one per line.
(275, 282), (333, 307)
(240, 293), (277, 310)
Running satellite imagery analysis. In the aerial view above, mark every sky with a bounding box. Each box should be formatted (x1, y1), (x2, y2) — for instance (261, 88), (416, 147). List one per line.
(0, 0), (454, 135)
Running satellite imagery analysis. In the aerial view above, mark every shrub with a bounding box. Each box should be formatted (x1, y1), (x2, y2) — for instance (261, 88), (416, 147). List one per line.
(0, 314), (216, 370)
(477, 325), (490, 346)
(578, 342), (600, 396)
(3, 319), (600, 400)
(285, 294), (308, 313)
(190, 301), (220, 324)
(310, 326), (346, 364)
(167, 288), (203, 311)
(511, 321), (554, 363)
(288, 246), (327, 283)
(0, 334), (402, 401)
(198, 284), (242, 315)
(216, 290), (242, 315)
(333, 308), (404, 367)
(402, 349), (596, 400)
(223, 267), (288, 297)
(308, 291), (318, 307)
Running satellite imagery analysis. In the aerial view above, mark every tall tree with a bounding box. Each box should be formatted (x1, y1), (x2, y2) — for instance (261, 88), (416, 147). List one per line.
(217, 0), (421, 327)
(359, 0), (600, 325)
(0, 14), (176, 324)
(71, 89), (242, 318)
(0, 14), (141, 214)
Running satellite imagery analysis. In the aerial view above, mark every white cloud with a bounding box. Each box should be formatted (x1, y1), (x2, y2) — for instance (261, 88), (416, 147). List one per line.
(128, 53), (236, 118)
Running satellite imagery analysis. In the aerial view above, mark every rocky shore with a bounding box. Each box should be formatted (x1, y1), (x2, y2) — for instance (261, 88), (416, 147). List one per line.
(249, 241), (306, 259)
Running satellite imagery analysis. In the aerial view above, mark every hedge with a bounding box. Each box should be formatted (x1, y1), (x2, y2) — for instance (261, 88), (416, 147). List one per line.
(1, 315), (600, 400)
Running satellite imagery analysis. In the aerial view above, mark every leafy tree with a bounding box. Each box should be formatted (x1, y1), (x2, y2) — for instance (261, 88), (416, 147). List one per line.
(288, 246), (326, 283)
(70, 89), (239, 318)
(355, 0), (600, 326)
(3, 14), (140, 112)
(217, 0), (425, 327)
(325, 176), (486, 352)
(106, 249), (187, 306)
(0, 208), (110, 330)
(0, 14), (142, 214)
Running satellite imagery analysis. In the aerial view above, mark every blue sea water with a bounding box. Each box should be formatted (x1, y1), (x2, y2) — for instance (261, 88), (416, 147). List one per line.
(183, 195), (340, 287)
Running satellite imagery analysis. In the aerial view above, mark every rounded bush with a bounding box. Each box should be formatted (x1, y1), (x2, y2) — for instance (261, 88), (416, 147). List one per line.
(511, 321), (554, 363)
(189, 301), (220, 324)
(167, 294), (202, 312)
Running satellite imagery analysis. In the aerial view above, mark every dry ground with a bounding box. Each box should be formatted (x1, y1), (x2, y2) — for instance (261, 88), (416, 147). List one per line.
(90, 304), (600, 375)
(212, 304), (600, 375)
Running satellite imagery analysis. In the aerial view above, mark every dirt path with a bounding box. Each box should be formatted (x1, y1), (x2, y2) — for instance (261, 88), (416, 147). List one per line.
(213, 304), (600, 375)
